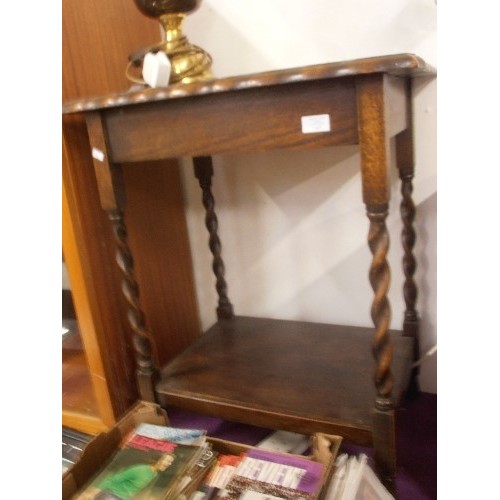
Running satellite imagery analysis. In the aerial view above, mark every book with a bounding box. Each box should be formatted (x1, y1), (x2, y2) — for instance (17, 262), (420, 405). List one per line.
(352, 461), (394, 500)
(172, 443), (219, 499)
(188, 453), (243, 499)
(340, 454), (366, 500)
(324, 453), (348, 499)
(324, 454), (394, 500)
(72, 437), (203, 499)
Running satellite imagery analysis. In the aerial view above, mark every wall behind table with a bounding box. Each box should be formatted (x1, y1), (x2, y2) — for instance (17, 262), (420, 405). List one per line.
(179, 0), (437, 393)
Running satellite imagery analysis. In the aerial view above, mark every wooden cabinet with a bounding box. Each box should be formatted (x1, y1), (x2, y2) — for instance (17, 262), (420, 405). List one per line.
(62, 0), (200, 434)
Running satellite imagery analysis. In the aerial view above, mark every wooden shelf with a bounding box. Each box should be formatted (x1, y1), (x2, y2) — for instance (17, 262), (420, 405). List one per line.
(157, 316), (413, 446)
(62, 331), (107, 434)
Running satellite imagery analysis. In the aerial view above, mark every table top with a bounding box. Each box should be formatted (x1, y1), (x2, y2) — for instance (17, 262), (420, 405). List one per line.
(62, 53), (435, 115)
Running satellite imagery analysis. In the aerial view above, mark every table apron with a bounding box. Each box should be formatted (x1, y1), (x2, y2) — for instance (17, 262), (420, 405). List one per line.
(104, 77), (365, 162)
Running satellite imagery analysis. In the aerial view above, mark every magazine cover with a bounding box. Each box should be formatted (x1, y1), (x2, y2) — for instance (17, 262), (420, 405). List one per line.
(125, 423), (207, 446)
(245, 449), (325, 495)
(223, 476), (317, 500)
(72, 442), (201, 500)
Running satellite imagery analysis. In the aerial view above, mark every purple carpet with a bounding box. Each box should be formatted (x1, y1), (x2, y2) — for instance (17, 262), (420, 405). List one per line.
(165, 392), (436, 499)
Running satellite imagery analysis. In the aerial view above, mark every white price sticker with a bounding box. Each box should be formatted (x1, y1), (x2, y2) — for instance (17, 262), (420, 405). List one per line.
(92, 147), (105, 162)
(301, 114), (331, 134)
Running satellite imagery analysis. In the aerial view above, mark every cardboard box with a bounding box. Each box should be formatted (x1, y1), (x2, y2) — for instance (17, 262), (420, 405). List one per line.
(62, 401), (342, 499)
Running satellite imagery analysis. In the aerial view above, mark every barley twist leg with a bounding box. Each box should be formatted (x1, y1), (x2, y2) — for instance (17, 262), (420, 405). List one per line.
(193, 157), (234, 319)
(400, 172), (420, 397)
(109, 209), (156, 401)
(400, 174), (418, 329)
(367, 206), (394, 411)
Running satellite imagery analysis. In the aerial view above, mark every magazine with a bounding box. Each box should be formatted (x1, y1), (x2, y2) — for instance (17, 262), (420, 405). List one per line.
(189, 447), (325, 499)
(325, 453), (394, 500)
(125, 423), (207, 446)
(222, 476), (317, 499)
(244, 448), (325, 494)
(72, 437), (203, 499)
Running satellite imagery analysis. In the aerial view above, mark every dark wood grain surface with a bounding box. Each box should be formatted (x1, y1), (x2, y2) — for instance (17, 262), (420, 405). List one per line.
(63, 53), (435, 113)
(156, 316), (413, 445)
(106, 77), (359, 162)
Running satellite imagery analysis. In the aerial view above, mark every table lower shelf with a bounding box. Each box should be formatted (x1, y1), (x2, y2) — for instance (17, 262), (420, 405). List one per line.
(156, 316), (414, 445)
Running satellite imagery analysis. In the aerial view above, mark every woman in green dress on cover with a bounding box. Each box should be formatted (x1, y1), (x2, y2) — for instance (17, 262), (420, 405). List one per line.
(75, 453), (175, 499)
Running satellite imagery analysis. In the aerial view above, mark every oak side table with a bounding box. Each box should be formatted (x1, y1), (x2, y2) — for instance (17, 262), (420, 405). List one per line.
(63, 53), (435, 492)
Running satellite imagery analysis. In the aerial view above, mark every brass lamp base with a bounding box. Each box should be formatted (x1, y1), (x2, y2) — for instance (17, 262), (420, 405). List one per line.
(132, 0), (213, 85)
(159, 13), (212, 83)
